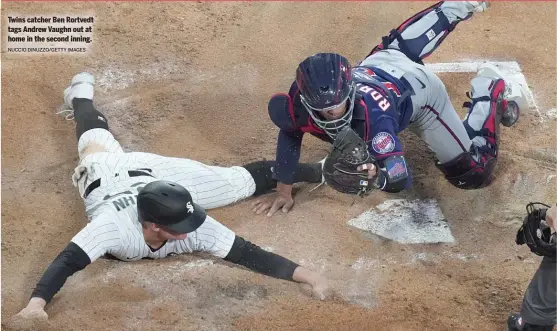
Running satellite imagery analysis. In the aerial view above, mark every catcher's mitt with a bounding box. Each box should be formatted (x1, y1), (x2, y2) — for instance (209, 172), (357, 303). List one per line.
(322, 126), (377, 196)
(516, 202), (556, 258)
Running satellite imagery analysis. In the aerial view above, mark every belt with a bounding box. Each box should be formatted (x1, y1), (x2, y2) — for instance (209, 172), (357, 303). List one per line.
(84, 169), (154, 198)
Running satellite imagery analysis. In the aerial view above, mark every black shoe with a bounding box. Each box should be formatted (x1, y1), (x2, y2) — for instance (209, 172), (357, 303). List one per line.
(501, 100), (520, 127)
(507, 313), (524, 331)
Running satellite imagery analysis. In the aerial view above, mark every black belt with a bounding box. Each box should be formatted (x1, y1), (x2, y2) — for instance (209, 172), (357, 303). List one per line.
(84, 169), (153, 198)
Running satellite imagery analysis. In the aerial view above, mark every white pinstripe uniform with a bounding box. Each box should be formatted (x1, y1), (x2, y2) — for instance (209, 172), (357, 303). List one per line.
(70, 128), (256, 262)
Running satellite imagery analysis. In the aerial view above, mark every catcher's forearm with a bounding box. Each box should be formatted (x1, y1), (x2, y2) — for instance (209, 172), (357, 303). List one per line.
(31, 242), (91, 304)
(274, 129), (304, 185)
(224, 236), (299, 281)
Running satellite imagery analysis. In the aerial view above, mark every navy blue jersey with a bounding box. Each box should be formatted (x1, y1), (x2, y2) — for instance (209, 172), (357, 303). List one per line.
(268, 66), (414, 191)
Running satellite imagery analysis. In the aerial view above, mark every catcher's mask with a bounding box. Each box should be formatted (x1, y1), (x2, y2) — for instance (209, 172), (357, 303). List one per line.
(296, 53), (357, 139)
(516, 202), (556, 258)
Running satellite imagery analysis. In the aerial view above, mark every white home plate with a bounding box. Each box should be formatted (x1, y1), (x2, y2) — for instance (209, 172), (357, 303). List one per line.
(347, 199), (455, 244)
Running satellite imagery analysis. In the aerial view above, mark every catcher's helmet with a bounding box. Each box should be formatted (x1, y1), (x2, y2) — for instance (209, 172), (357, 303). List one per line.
(296, 53), (356, 138)
(137, 180), (207, 234)
(516, 202), (556, 258)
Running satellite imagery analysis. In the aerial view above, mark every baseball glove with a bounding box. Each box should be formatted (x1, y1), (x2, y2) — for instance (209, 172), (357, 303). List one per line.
(516, 202), (556, 258)
(322, 126), (377, 196)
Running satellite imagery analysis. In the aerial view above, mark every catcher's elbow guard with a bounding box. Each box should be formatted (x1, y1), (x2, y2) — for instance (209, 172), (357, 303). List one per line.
(376, 155), (410, 193)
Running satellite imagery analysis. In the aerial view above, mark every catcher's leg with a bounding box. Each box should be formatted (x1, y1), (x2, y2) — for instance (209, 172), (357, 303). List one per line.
(436, 65), (519, 189)
(366, 1), (488, 64)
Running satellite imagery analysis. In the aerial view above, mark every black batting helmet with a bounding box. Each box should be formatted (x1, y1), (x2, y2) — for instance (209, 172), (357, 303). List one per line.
(296, 52), (356, 138)
(516, 202), (556, 258)
(137, 180), (207, 234)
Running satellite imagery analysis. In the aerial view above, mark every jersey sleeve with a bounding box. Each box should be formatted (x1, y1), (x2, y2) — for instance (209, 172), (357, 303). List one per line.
(361, 90), (412, 192)
(70, 215), (123, 263)
(367, 111), (404, 160)
(190, 216), (236, 258)
(31, 242), (91, 303)
(268, 81), (306, 185)
(273, 129), (304, 185)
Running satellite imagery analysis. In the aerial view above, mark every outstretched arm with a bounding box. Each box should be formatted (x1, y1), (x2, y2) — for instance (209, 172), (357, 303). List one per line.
(194, 216), (328, 299)
(224, 235), (328, 299)
(15, 242), (91, 320)
(14, 216), (120, 321)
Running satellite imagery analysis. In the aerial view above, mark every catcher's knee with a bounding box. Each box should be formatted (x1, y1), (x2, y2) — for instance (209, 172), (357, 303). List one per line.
(436, 150), (497, 189)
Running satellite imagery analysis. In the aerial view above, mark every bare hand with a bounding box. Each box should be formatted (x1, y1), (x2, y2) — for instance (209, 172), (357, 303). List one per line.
(357, 163), (377, 179)
(251, 192), (294, 217)
(292, 266), (331, 300)
(6, 299), (48, 330)
(546, 206), (557, 232)
(310, 274), (330, 300)
(14, 306), (48, 321)
(251, 182), (294, 217)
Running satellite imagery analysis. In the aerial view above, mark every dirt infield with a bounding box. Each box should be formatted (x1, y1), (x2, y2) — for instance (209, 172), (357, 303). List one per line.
(2, 2), (556, 331)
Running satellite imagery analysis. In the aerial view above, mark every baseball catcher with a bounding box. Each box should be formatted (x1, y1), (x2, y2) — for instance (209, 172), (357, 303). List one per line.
(12, 72), (328, 323)
(507, 203), (556, 331)
(252, 1), (524, 216)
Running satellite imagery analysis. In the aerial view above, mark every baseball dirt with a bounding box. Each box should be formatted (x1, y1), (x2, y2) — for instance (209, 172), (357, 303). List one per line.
(2, 2), (556, 331)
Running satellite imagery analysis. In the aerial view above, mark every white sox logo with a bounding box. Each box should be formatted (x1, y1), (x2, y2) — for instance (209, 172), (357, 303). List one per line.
(186, 201), (194, 214)
(372, 132), (395, 154)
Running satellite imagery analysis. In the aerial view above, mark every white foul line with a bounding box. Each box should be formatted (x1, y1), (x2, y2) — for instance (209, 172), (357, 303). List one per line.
(425, 61), (548, 122)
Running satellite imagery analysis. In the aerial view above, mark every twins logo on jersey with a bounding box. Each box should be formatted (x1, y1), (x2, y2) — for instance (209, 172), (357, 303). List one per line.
(372, 132), (395, 154)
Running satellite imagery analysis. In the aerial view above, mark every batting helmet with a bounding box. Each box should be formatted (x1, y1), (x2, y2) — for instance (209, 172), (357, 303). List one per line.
(137, 180), (207, 234)
(516, 202), (556, 258)
(296, 53), (356, 138)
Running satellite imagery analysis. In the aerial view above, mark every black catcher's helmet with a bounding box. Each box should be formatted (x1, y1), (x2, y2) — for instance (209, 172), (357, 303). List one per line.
(296, 53), (356, 138)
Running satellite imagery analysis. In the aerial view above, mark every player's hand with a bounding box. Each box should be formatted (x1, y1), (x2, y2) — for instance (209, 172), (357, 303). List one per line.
(292, 266), (330, 300)
(6, 298), (48, 330)
(310, 274), (330, 301)
(251, 183), (294, 217)
(15, 298), (48, 321)
(357, 163), (377, 179)
(545, 205), (557, 232)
